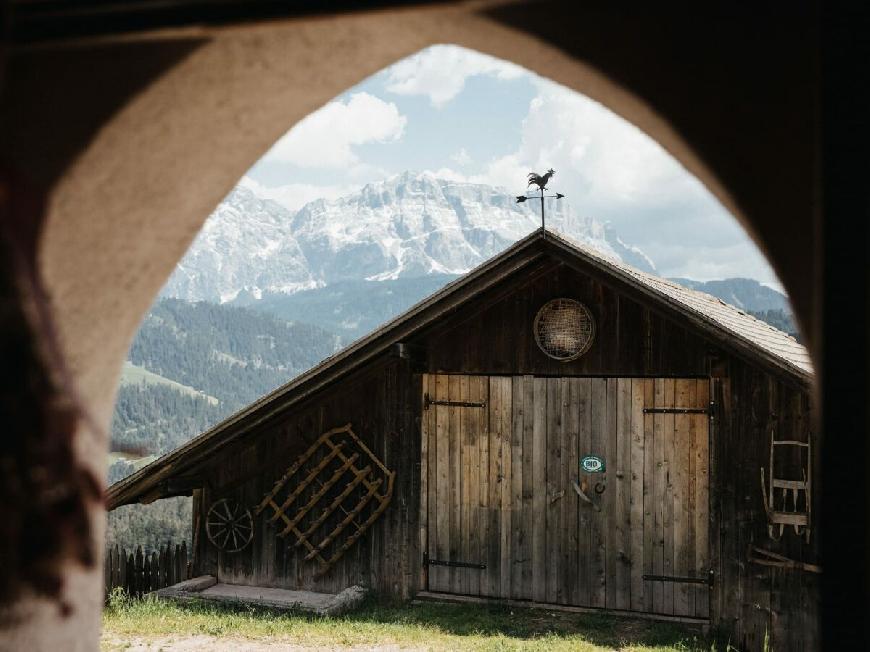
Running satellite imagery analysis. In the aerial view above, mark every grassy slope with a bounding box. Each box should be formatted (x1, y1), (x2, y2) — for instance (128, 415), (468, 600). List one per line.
(106, 452), (157, 468)
(102, 595), (708, 652)
(120, 361), (219, 405)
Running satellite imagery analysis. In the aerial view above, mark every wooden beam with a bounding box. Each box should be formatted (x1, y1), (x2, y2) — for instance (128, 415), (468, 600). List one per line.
(164, 475), (204, 494)
(391, 342), (427, 370)
(139, 487), (163, 505)
(413, 590), (710, 626)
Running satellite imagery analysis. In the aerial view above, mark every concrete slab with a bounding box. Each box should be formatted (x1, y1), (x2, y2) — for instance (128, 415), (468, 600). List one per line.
(171, 575), (217, 592)
(200, 584), (335, 610)
(153, 579), (367, 616)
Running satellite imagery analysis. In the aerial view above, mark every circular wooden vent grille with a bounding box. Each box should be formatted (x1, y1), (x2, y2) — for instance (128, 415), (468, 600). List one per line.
(533, 298), (596, 361)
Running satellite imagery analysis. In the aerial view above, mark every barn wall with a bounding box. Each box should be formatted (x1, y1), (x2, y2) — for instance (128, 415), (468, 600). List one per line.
(711, 360), (819, 651)
(192, 357), (421, 598)
(188, 257), (818, 650)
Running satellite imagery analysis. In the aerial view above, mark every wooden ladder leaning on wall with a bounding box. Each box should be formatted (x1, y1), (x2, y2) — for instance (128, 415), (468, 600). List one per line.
(761, 426), (811, 543)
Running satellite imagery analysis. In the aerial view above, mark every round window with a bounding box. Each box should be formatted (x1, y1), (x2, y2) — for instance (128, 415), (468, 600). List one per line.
(533, 298), (596, 361)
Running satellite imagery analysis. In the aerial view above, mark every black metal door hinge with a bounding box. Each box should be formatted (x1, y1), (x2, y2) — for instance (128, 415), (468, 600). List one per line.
(423, 551), (486, 569)
(423, 393), (487, 411)
(643, 570), (714, 586)
(643, 407), (710, 415)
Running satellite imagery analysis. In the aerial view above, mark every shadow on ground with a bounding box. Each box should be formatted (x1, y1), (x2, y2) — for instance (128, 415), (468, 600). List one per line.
(352, 599), (705, 648)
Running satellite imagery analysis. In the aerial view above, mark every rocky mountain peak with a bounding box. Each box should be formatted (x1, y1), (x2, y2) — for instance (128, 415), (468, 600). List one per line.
(160, 173), (655, 303)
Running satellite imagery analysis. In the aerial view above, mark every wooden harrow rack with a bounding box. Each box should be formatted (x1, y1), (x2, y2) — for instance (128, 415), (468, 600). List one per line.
(761, 425), (812, 543)
(255, 423), (395, 577)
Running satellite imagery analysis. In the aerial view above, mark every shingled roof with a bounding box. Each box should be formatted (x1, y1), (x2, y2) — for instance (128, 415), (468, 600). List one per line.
(107, 229), (812, 509)
(551, 231), (812, 377)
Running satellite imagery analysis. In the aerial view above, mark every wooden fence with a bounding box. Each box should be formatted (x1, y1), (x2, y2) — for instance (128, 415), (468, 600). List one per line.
(104, 542), (191, 598)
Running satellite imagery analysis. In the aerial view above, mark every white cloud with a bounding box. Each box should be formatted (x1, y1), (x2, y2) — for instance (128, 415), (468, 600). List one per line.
(423, 167), (469, 183)
(468, 153), (525, 191)
(239, 176), (358, 212)
(385, 44), (524, 107)
(262, 92), (406, 168)
(451, 147), (472, 166)
(456, 77), (781, 286)
(473, 79), (700, 206)
(647, 239), (780, 283)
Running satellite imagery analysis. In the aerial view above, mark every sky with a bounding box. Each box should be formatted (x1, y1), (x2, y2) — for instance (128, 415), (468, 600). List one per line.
(245, 45), (781, 288)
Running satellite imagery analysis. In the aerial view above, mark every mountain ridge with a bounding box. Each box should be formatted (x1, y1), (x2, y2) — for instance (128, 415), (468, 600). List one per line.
(160, 172), (654, 304)
(667, 277), (790, 313)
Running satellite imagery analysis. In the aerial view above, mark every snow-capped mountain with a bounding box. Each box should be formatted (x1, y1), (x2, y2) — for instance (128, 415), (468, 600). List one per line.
(161, 187), (316, 304)
(160, 171), (654, 304)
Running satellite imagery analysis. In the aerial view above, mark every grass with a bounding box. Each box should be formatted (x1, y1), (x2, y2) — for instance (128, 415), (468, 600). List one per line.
(119, 361), (219, 405)
(102, 589), (710, 651)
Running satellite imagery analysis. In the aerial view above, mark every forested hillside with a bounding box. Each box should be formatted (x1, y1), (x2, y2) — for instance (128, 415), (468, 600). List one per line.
(129, 298), (341, 409)
(112, 384), (224, 460)
(106, 299), (340, 551)
(111, 298), (340, 457)
(235, 274), (461, 340)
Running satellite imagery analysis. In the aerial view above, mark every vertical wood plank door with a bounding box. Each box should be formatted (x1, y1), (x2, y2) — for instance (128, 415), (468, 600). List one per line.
(422, 374), (490, 594)
(421, 374), (710, 619)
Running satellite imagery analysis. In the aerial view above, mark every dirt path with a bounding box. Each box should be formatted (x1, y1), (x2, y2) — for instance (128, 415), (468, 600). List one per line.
(102, 634), (418, 651)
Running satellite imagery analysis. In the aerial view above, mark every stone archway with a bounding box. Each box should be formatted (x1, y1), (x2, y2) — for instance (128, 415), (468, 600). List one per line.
(2, 2), (844, 650)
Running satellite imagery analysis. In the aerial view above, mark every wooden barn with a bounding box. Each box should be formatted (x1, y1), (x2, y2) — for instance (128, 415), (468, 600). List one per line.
(107, 230), (818, 649)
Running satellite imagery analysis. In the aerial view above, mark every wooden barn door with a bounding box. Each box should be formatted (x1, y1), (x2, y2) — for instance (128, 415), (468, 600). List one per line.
(421, 374), (492, 596)
(420, 374), (710, 619)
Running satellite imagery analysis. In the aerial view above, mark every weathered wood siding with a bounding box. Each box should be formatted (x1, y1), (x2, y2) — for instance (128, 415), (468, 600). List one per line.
(710, 361), (818, 651)
(193, 358), (421, 598)
(104, 542), (190, 598)
(421, 374), (711, 619)
(419, 262), (710, 377)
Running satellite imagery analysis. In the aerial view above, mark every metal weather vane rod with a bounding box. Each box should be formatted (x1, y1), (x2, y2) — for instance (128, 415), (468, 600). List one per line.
(516, 168), (565, 230)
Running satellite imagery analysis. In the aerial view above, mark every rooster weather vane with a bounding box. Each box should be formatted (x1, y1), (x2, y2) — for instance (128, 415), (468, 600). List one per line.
(516, 168), (565, 230)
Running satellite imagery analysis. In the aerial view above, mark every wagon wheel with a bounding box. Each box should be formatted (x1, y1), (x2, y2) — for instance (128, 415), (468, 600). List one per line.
(206, 498), (254, 553)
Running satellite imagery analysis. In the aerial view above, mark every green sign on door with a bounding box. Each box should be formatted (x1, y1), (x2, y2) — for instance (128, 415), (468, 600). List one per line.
(581, 455), (605, 473)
